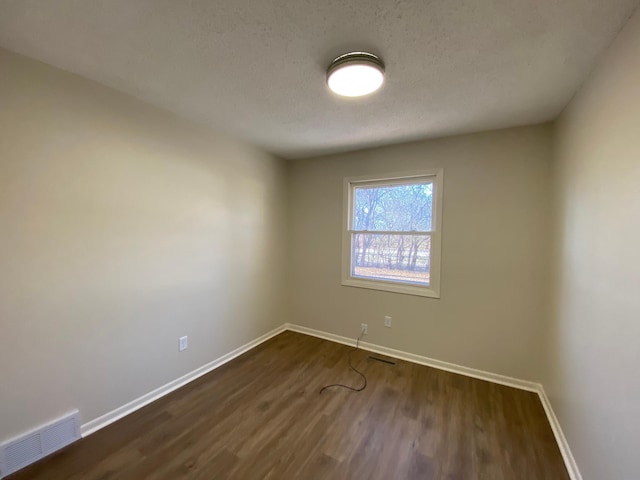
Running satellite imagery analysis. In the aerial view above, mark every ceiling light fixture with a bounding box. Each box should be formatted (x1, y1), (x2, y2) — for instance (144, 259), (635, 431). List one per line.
(326, 52), (385, 97)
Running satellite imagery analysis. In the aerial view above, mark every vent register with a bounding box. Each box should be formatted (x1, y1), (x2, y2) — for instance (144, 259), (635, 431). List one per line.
(0, 411), (81, 477)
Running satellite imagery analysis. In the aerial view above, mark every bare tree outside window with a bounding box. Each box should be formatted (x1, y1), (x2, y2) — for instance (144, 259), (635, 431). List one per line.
(342, 170), (442, 298)
(350, 182), (433, 285)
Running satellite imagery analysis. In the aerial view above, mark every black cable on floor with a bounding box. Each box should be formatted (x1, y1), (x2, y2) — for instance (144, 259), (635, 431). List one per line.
(319, 332), (367, 394)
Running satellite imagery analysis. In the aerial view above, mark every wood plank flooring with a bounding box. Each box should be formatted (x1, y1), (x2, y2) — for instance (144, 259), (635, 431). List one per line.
(9, 331), (569, 479)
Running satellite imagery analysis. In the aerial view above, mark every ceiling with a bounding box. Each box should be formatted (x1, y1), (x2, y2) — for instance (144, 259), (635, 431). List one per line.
(0, 1), (637, 159)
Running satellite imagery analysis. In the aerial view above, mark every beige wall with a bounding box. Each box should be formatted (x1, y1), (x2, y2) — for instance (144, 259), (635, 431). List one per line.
(289, 125), (553, 381)
(4, 8), (639, 475)
(545, 9), (640, 480)
(0, 49), (287, 443)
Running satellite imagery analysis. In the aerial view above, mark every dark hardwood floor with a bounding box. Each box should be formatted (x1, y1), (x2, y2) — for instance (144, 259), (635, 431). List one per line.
(9, 331), (569, 479)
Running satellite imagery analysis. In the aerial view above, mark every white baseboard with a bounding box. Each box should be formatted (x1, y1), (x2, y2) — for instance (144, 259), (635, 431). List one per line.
(81, 324), (287, 437)
(536, 386), (583, 480)
(74, 321), (580, 480)
(284, 323), (539, 391)
(284, 323), (582, 480)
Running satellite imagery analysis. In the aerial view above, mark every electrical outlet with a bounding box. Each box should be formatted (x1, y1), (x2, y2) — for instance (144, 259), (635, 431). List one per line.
(384, 316), (392, 328)
(179, 336), (188, 352)
(360, 323), (368, 335)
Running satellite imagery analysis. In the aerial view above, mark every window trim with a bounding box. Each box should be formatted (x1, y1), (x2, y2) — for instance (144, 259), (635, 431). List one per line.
(341, 169), (443, 298)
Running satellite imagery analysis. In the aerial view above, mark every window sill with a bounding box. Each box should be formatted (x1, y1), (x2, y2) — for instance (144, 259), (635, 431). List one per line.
(341, 277), (440, 298)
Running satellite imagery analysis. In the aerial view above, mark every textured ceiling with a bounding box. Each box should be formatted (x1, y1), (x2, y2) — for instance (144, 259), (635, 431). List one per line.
(0, 1), (638, 158)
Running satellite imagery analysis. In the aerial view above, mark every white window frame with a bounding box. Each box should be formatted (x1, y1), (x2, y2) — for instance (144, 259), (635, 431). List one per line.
(341, 169), (443, 298)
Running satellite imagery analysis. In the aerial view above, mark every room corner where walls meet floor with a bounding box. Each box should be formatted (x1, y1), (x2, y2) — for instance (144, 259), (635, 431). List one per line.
(0, 323), (581, 480)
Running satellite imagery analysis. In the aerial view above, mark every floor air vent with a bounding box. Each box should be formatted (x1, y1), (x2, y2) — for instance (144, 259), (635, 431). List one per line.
(0, 410), (80, 478)
(368, 355), (396, 365)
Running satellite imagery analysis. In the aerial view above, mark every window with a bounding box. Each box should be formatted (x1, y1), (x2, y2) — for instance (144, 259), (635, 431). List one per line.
(342, 169), (443, 298)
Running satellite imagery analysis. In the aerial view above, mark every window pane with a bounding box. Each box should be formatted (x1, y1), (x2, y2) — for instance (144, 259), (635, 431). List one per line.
(353, 182), (433, 232)
(351, 233), (431, 285)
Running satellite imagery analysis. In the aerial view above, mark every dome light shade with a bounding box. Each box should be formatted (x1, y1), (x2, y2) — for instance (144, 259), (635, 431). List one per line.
(327, 52), (385, 97)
